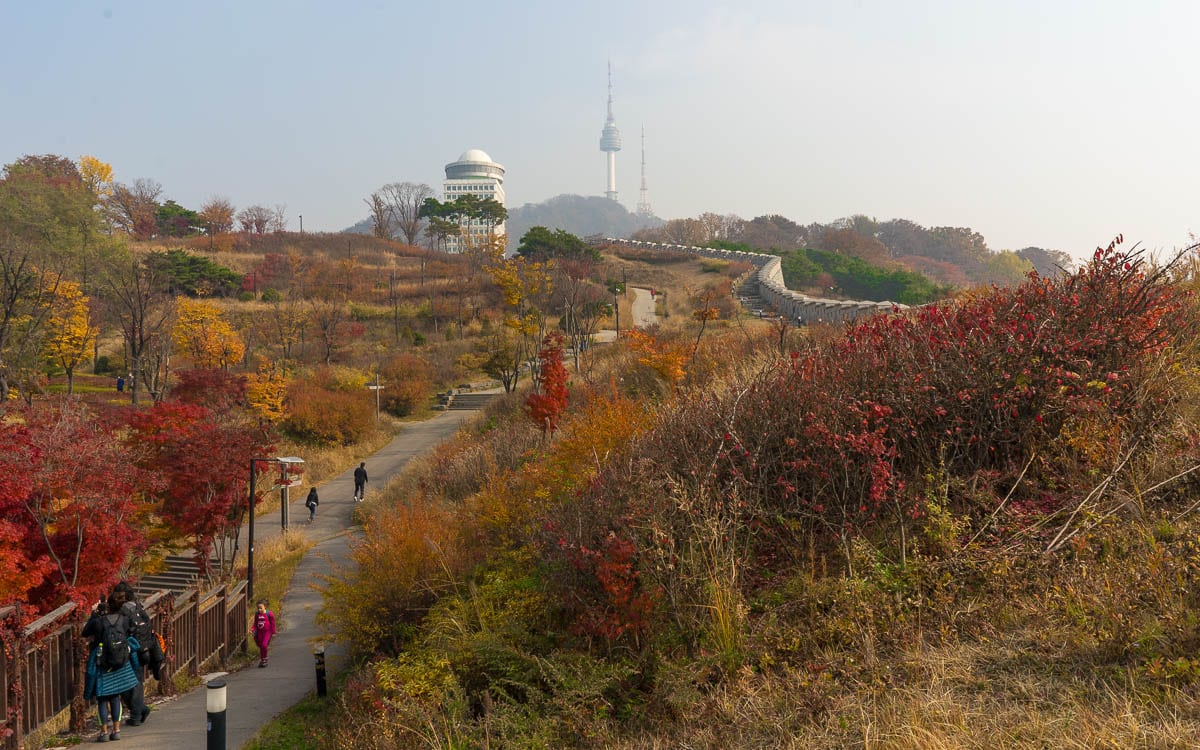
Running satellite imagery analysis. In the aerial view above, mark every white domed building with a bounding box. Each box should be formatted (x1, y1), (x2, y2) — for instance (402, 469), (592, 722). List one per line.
(442, 148), (505, 253)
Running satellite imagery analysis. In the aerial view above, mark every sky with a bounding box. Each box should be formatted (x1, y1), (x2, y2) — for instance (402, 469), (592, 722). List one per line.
(2, 0), (1198, 262)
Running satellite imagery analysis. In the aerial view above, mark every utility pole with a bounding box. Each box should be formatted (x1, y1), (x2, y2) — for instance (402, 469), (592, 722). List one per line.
(390, 270), (400, 341)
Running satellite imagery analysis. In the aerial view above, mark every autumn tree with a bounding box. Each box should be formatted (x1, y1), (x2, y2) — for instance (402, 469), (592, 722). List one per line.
(237, 204), (274, 234)
(0, 155), (98, 401)
(42, 279), (98, 393)
(78, 155), (114, 209)
(525, 333), (569, 435)
(486, 254), (552, 392)
(199, 196), (236, 235)
(0, 400), (149, 609)
(107, 178), (162, 239)
(173, 297), (245, 369)
(171, 367), (250, 414)
(245, 359), (289, 422)
(125, 402), (274, 577)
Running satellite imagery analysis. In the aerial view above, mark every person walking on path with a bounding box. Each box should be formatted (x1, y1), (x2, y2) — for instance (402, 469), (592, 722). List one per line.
(353, 462), (368, 501)
(251, 599), (277, 668)
(83, 595), (140, 742)
(111, 582), (153, 727)
(305, 486), (319, 522)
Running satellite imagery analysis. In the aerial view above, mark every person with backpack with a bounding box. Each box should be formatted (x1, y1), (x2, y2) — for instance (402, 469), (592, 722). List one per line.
(305, 486), (319, 523)
(112, 582), (155, 726)
(83, 594), (140, 742)
(353, 462), (368, 502)
(250, 599), (277, 668)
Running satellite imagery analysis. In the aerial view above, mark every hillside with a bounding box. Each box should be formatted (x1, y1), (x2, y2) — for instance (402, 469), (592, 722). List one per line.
(505, 193), (664, 242)
(289, 241), (1200, 749)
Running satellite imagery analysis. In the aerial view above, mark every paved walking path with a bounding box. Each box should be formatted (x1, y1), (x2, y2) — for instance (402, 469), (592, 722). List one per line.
(112, 408), (481, 749)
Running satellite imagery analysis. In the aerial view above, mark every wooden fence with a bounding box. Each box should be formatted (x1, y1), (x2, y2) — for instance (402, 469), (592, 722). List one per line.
(0, 581), (248, 750)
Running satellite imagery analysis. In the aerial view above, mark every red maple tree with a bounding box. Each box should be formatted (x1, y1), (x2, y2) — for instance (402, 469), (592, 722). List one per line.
(0, 401), (148, 610)
(525, 333), (570, 435)
(125, 402), (274, 576)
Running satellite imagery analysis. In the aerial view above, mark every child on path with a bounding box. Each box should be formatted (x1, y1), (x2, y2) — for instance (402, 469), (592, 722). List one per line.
(353, 462), (368, 502)
(305, 486), (319, 522)
(251, 600), (277, 668)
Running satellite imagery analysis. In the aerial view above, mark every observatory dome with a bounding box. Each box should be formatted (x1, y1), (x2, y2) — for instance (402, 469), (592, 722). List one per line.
(457, 148), (493, 163)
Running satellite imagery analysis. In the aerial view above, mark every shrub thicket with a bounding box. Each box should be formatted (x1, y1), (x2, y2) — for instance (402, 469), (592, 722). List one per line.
(321, 242), (1200, 748)
(281, 379), (373, 445)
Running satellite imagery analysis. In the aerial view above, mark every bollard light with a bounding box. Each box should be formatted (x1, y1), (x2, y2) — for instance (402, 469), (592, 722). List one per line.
(314, 645), (328, 697)
(206, 679), (227, 750)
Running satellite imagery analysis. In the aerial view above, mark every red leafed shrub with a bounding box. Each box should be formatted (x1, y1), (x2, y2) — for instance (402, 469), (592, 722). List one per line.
(525, 333), (569, 434)
(541, 242), (1195, 647)
(282, 379), (374, 446)
(553, 529), (659, 646)
(722, 240), (1191, 539)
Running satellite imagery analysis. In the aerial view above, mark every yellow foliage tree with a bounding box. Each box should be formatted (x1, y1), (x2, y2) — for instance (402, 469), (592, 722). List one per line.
(485, 254), (552, 392)
(245, 359), (288, 423)
(42, 279), (98, 394)
(172, 297), (245, 369)
(78, 155), (114, 205)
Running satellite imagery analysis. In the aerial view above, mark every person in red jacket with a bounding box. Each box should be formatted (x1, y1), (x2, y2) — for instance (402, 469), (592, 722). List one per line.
(250, 600), (277, 668)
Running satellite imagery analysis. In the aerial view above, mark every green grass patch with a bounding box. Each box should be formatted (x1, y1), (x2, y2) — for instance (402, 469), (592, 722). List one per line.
(252, 532), (313, 614)
(243, 672), (347, 750)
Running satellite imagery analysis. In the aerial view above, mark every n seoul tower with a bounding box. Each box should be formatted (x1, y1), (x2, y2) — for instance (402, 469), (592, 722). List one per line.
(599, 62), (622, 201)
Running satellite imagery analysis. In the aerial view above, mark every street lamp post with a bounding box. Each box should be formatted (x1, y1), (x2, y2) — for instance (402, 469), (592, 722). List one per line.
(246, 456), (305, 613)
(299, 214), (303, 234)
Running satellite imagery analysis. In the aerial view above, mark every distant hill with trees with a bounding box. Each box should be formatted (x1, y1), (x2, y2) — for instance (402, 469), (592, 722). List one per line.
(634, 213), (1074, 289)
(346, 193), (663, 248)
(505, 194), (664, 244)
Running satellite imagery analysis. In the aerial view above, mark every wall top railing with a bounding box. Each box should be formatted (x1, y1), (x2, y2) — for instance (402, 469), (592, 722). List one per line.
(598, 237), (908, 324)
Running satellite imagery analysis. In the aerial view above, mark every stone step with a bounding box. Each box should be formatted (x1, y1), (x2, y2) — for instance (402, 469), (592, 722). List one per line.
(448, 393), (496, 410)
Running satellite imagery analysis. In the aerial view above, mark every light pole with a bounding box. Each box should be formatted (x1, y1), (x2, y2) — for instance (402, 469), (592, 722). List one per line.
(299, 214), (304, 234)
(246, 456), (305, 611)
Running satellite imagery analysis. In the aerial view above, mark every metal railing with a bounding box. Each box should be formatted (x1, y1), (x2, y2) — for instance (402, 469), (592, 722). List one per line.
(0, 580), (249, 749)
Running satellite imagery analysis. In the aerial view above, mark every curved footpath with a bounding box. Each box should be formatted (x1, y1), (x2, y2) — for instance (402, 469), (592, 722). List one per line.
(112, 408), (480, 749)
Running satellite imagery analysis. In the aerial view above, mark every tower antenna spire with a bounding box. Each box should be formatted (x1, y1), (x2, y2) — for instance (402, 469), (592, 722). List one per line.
(637, 124), (652, 216)
(599, 61), (622, 201)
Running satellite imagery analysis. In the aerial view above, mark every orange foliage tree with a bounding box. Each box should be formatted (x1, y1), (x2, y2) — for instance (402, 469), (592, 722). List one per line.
(624, 329), (687, 385)
(525, 333), (569, 435)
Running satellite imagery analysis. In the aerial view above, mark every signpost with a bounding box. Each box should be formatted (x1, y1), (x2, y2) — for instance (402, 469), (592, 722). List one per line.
(366, 373), (384, 419)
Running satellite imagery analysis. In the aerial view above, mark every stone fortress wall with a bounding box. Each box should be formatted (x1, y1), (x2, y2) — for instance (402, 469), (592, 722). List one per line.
(599, 238), (906, 324)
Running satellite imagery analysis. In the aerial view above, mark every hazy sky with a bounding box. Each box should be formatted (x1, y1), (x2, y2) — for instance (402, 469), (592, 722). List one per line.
(3, 0), (1197, 261)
